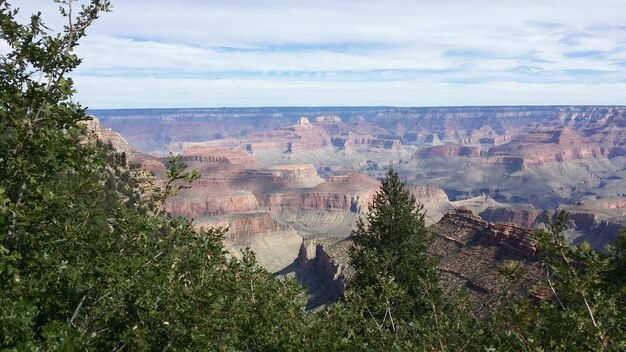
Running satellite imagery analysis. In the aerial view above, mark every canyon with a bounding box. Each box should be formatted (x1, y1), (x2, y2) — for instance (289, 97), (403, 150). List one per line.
(89, 106), (626, 305)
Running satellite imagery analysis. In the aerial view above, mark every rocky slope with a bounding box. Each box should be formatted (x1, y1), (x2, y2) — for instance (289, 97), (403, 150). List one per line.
(293, 207), (543, 312)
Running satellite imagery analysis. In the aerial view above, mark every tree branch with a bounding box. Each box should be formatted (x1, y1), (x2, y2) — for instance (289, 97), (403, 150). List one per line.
(546, 268), (565, 310)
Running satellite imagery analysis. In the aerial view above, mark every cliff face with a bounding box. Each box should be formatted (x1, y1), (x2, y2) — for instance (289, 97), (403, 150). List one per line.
(479, 206), (540, 228)
(432, 207), (537, 256)
(198, 212), (292, 244)
(565, 211), (624, 250)
(267, 164), (324, 187)
(294, 207), (542, 313)
(245, 118), (332, 153)
(164, 192), (260, 217)
(181, 146), (257, 166)
(265, 192), (372, 213)
(419, 143), (481, 158)
(81, 116), (138, 157)
(487, 128), (605, 166)
(260, 173), (379, 214)
(407, 184), (450, 203)
(295, 237), (351, 309)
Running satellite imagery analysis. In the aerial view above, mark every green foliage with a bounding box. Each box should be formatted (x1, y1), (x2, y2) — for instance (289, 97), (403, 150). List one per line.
(495, 211), (626, 351)
(349, 168), (440, 317)
(0, 1), (310, 350)
(340, 168), (482, 350)
(154, 153), (200, 216)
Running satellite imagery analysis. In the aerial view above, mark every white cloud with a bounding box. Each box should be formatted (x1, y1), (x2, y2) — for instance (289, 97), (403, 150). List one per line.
(74, 75), (626, 108)
(11, 0), (626, 107)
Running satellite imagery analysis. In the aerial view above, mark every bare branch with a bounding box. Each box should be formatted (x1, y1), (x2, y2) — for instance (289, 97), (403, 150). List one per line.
(69, 284), (93, 327)
(546, 268), (565, 310)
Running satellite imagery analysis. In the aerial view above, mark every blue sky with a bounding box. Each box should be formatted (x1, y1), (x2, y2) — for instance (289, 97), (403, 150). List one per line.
(14, 0), (626, 108)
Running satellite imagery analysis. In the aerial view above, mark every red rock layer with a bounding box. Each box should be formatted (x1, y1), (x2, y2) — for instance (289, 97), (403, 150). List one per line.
(262, 173), (379, 213)
(418, 143), (481, 158)
(487, 128), (604, 166)
(164, 192), (260, 217)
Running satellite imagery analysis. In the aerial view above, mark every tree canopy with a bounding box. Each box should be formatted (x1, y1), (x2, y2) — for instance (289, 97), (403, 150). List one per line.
(0, 1), (309, 349)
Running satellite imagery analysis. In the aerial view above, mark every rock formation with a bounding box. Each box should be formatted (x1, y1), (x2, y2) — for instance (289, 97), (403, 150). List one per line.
(296, 236), (351, 308)
(418, 143), (481, 158)
(293, 207), (542, 312)
(262, 173), (379, 214)
(479, 206), (540, 228)
(91, 105), (626, 275)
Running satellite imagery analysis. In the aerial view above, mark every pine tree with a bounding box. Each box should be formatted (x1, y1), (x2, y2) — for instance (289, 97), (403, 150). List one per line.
(348, 168), (441, 332)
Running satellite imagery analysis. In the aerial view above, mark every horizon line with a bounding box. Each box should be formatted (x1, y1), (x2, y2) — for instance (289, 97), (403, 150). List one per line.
(87, 104), (626, 111)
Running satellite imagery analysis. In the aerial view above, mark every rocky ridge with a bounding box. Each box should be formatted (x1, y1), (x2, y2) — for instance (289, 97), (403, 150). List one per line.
(294, 207), (542, 312)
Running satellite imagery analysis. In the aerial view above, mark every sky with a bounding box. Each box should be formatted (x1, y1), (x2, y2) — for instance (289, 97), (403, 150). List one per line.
(11, 0), (626, 108)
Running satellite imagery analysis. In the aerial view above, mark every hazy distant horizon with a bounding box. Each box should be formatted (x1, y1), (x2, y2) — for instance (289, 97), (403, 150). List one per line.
(88, 104), (626, 112)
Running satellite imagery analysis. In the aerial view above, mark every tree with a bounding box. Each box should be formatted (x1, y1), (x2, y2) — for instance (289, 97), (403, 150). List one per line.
(347, 168), (441, 337)
(0, 1), (311, 349)
(496, 211), (626, 351)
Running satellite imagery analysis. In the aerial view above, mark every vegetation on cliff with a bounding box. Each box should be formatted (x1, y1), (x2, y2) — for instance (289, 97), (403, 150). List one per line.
(1, 1), (624, 350)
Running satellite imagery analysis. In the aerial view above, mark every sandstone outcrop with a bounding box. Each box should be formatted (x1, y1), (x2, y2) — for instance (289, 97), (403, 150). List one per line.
(264, 173), (379, 214)
(556, 202), (625, 250)
(81, 116), (167, 195)
(164, 191), (260, 217)
(428, 207), (540, 314)
(81, 116), (149, 161)
(199, 213), (302, 273)
(197, 212), (292, 243)
(407, 184), (450, 203)
(267, 164), (324, 188)
(418, 143), (481, 158)
(479, 206), (540, 228)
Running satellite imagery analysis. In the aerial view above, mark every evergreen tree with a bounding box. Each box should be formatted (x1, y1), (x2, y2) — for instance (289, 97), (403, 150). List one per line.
(495, 211), (626, 351)
(347, 168), (441, 337)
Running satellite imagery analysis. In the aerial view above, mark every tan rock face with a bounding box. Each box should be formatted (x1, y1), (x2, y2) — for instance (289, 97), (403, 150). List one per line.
(81, 116), (138, 158)
(433, 207), (537, 257)
(267, 164), (324, 188)
(419, 143), (481, 158)
(479, 206), (540, 228)
(81, 116), (169, 196)
(487, 128), (604, 166)
(198, 212), (302, 273)
(262, 173), (379, 213)
(164, 192), (260, 217)
(407, 184), (449, 202)
(182, 146), (257, 166)
(198, 212), (291, 243)
(295, 236), (352, 308)
(244, 119), (332, 152)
